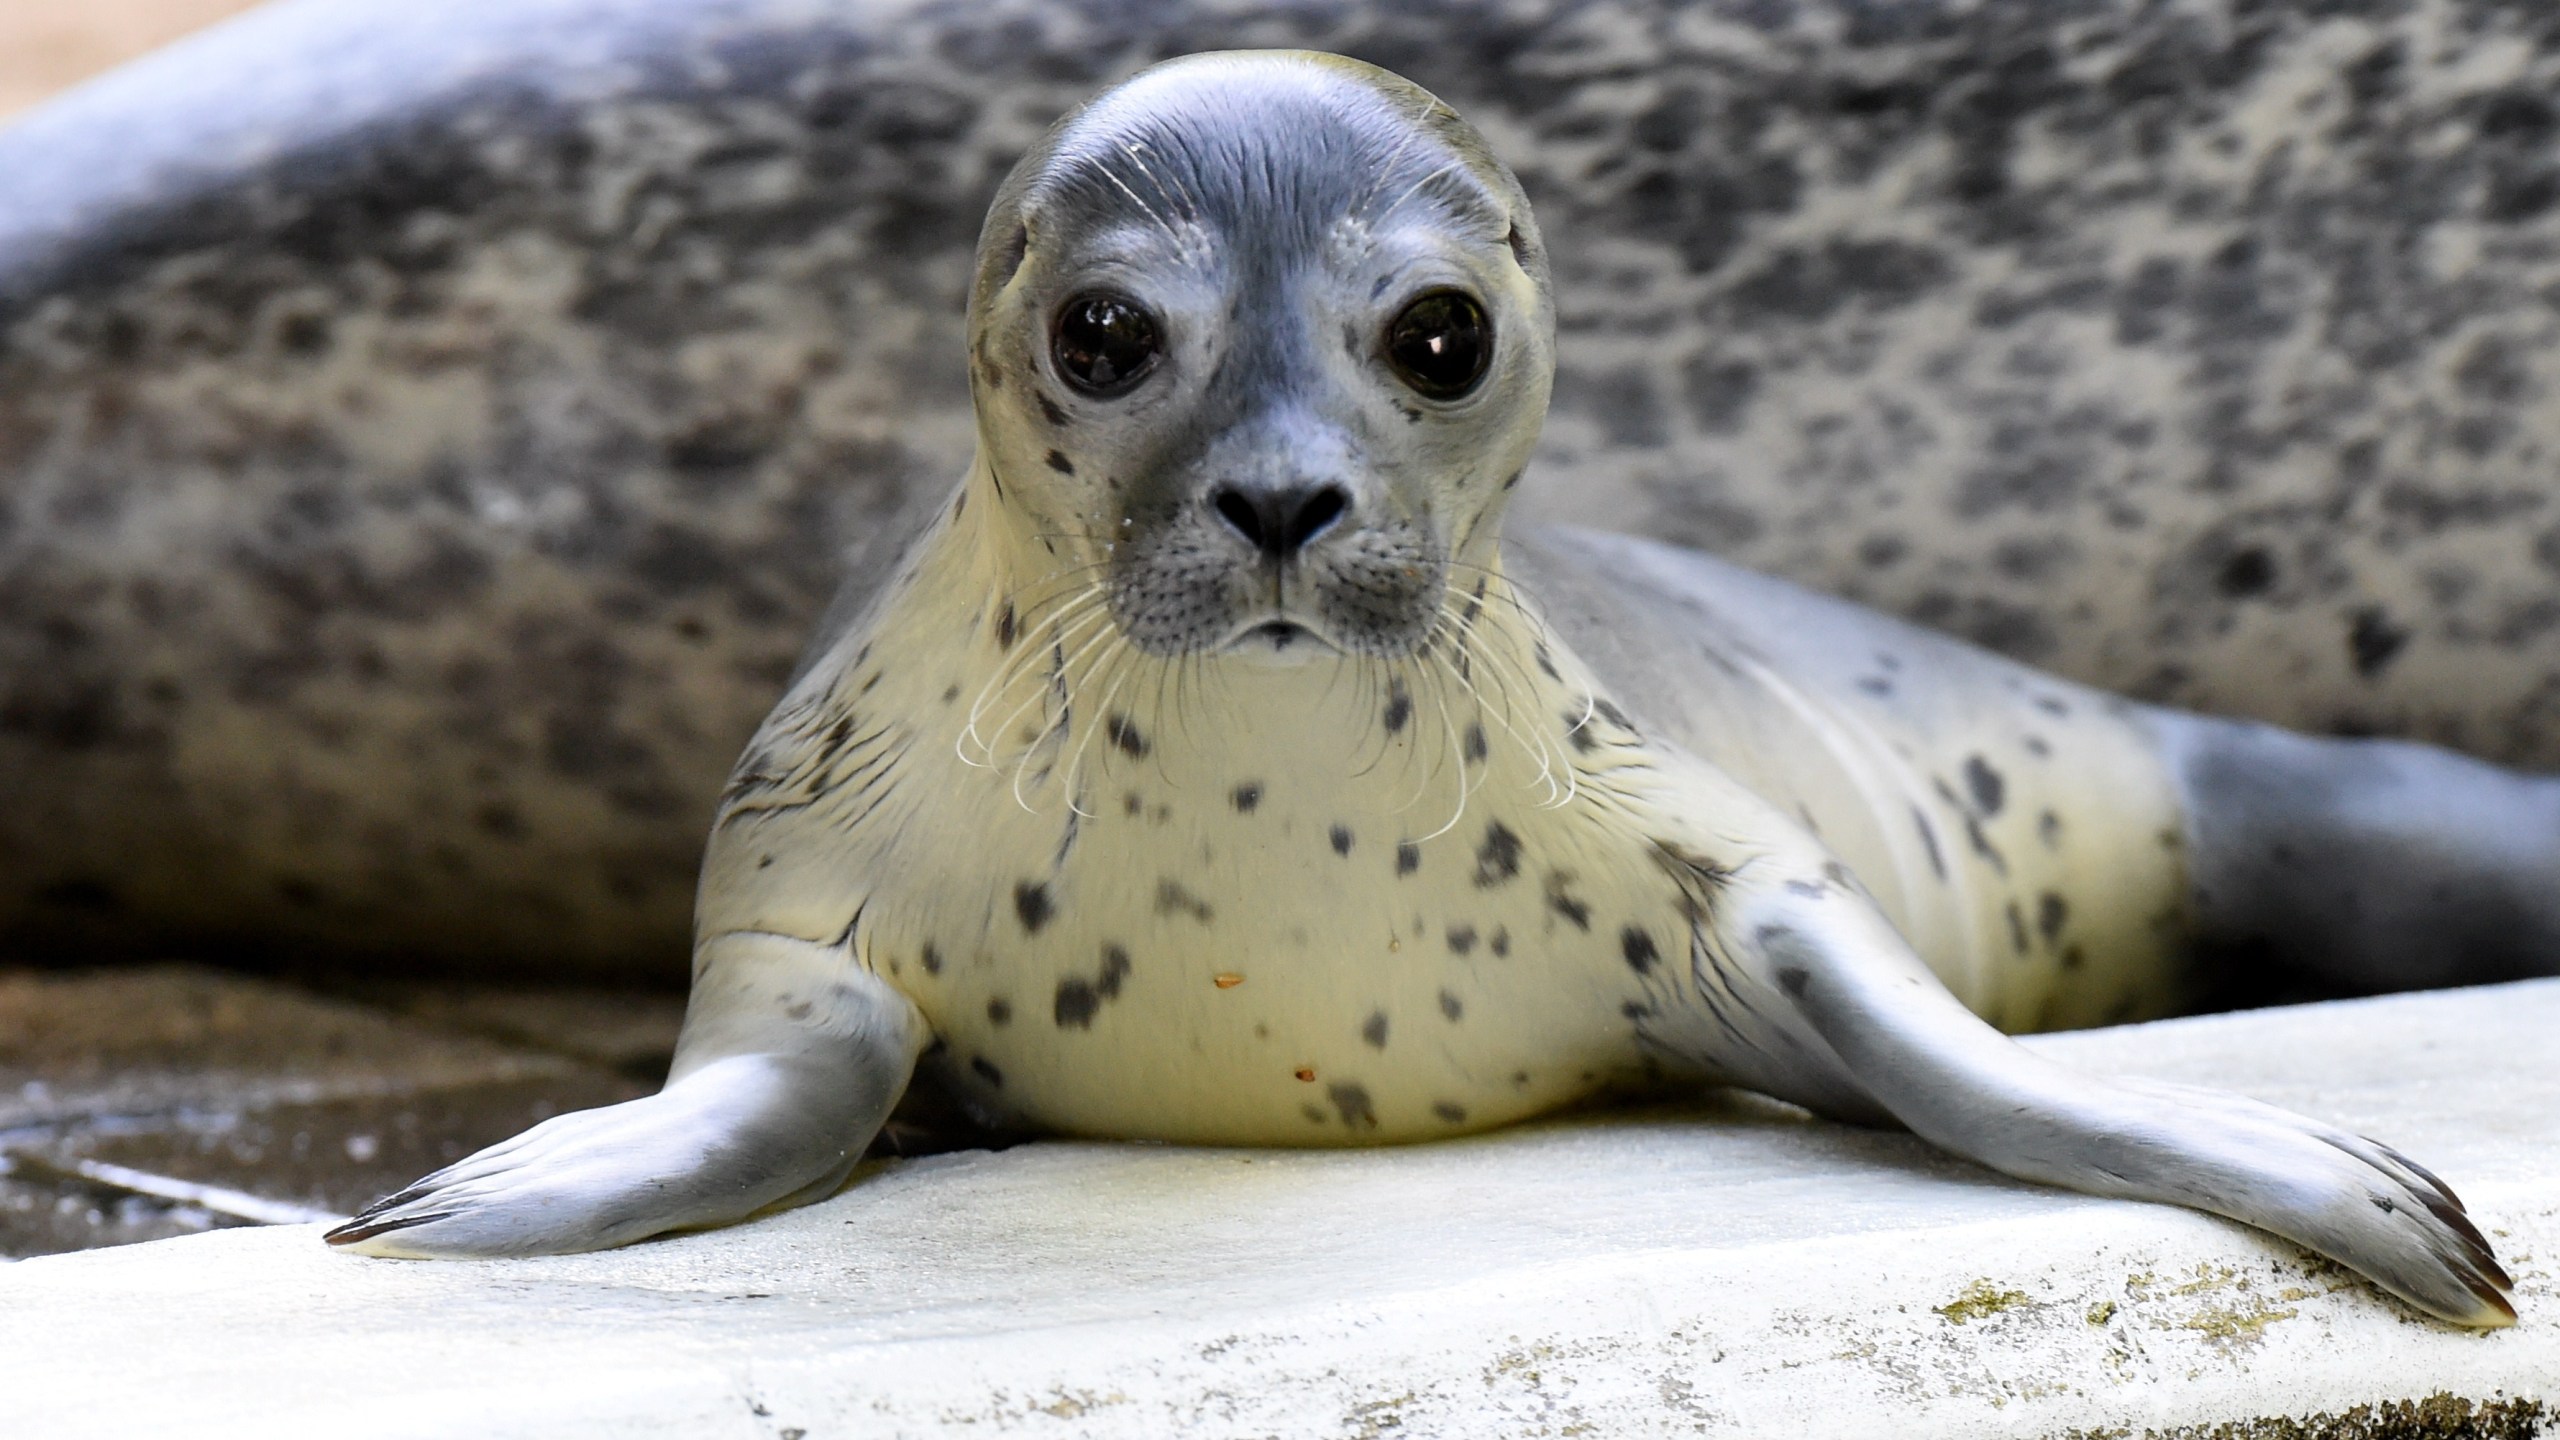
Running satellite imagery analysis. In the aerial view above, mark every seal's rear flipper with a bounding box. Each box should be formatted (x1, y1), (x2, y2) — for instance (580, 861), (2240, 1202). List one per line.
(328, 932), (925, 1258)
(2150, 711), (2560, 998)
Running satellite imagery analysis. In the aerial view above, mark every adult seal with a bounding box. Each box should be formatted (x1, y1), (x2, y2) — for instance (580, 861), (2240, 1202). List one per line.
(331, 52), (2537, 1327)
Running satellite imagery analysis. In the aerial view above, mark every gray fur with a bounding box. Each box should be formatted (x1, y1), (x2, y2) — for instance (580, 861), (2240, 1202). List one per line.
(10, 0), (2560, 977)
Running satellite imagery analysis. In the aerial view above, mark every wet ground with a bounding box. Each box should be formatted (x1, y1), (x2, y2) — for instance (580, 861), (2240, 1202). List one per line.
(0, 964), (681, 1258)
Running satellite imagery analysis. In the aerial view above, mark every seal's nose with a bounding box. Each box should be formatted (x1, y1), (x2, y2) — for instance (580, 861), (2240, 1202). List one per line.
(1210, 481), (1351, 560)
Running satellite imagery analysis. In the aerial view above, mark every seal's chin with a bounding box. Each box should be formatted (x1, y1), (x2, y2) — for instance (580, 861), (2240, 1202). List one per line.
(1221, 618), (1341, 666)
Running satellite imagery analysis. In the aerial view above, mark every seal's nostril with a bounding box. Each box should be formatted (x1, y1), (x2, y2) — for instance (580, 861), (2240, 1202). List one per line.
(1284, 485), (1349, 552)
(1212, 483), (1351, 558)
(1212, 487), (1267, 551)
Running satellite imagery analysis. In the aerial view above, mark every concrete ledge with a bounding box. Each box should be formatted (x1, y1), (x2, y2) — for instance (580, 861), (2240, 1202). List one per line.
(3, 982), (2555, 1438)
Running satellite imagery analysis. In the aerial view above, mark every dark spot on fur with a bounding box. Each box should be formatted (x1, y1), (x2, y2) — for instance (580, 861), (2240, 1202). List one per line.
(784, 999), (814, 1021)
(1963, 755), (2006, 816)
(1036, 392), (1068, 425)
(1155, 880), (1213, 923)
(1439, 989), (1463, 1020)
(1473, 821), (1522, 887)
(1620, 926), (1659, 974)
(1594, 699), (1634, 731)
(1099, 944), (1131, 996)
(1912, 806), (1949, 881)
(1534, 644), (1560, 680)
(996, 602), (1017, 651)
(971, 1056), (1004, 1087)
(1856, 675), (1894, 698)
(987, 997), (1013, 1026)
(1562, 710), (1598, 753)
(2217, 546), (2277, 597)
(2349, 606), (2409, 677)
(1396, 842), (1421, 876)
(1490, 926), (1510, 957)
(2005, 900), (2030, 954)
(2037, 892), (2069, 942)
(1433, 1101), (1467, 1124)
(1328, 1083), (1378, 1129)
(920, 944), (943, 977)
(2061, 943), (2086, 971)
(1785, 878), (1827, 899)
(1044, 449), (1075, 475)
(1774, 965), (1810, 999)
(2038, 809), (2064, 849)
(1463, 723), (1488, 764)
(1107, 712), (1148, 757)
(1330, 824), (1354, 856)
(1231, 782), (1262, 813)
(1361, 1011), (1389, 1049)
(1015, 882), (1053, 932)
(1383, 682), (1411, 734)
(1446, 924), (1478, 956)
(1964, 815), (2008, 875)
(1545, 871), (1592, 930)
(1054, 978), (1099, 1029)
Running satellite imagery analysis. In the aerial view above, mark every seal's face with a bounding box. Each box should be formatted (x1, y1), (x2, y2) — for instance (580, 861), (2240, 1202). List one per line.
(966, 53), (1555, 661)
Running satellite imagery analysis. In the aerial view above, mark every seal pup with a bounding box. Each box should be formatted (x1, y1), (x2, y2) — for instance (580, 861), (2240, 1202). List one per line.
(329, 52), (2530, 1327)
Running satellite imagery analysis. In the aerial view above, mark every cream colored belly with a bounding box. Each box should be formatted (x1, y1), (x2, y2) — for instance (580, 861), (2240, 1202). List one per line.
(862, 748), (1705, 1146)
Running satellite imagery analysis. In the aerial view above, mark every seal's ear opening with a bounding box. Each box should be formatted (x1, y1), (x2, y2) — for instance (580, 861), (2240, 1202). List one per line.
(986, 221), (1031, 295)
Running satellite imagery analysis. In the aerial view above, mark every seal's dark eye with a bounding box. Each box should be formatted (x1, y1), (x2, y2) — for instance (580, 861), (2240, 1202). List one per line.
(1052, 293), (1162, 396)
(1384, 290), (1491, 400)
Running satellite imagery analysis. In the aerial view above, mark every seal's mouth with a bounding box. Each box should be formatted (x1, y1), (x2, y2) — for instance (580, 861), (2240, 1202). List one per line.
(1221, 617), (1341, 661)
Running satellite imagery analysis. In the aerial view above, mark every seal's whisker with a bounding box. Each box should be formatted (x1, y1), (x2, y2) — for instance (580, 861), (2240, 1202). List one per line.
(959, 594), (1113, 768)
(1058, 638), (1141, 817)
(966, 597), (1116, 772)
(1432, 594), (1566, 808)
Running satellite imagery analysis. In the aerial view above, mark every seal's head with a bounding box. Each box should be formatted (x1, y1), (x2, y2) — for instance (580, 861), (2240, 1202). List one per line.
(966, 51), (1554, 661)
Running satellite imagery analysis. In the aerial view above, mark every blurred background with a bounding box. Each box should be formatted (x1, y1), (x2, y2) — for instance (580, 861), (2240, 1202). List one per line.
(0, 0), (264, 119)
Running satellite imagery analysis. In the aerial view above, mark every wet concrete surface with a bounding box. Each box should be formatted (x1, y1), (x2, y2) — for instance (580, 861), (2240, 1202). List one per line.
(0, 964), (682, 1258)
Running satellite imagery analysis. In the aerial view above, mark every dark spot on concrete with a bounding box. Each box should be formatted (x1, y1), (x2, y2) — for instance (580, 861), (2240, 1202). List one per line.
(1361, 1011), (1389, 1049)
(1396, 842), (1421, 876)
(2349, 606), (2409, 678)
(1327, 1083), (1377, 1130)
(1963, 755), (2006, 816)
(1015, 881), (1053, 933)
(1439, 989), (1463, 1020)
(1473, 821), (1522, 887)
(1330, 824), (1354, 856)
(1107, 712), (1148, 757)
(1621, 925), (1659, 974)
(1231, 782), (1262, 813)
(971, 1056), (1004, 1087)
(987, 997), (1012, 1026)
(1044, 449), (1074, 475)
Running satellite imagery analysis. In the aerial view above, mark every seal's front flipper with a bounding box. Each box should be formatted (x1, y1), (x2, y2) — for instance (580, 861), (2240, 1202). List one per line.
(1710, 872), (2516, 1327)
(328, 932), (926, 1258)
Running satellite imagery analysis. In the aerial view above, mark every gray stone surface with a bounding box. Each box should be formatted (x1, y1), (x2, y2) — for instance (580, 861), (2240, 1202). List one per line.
(6, 0), (2560, 979)
(0, 965), (672, 1256)
(2, 980), (2553, 1437)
